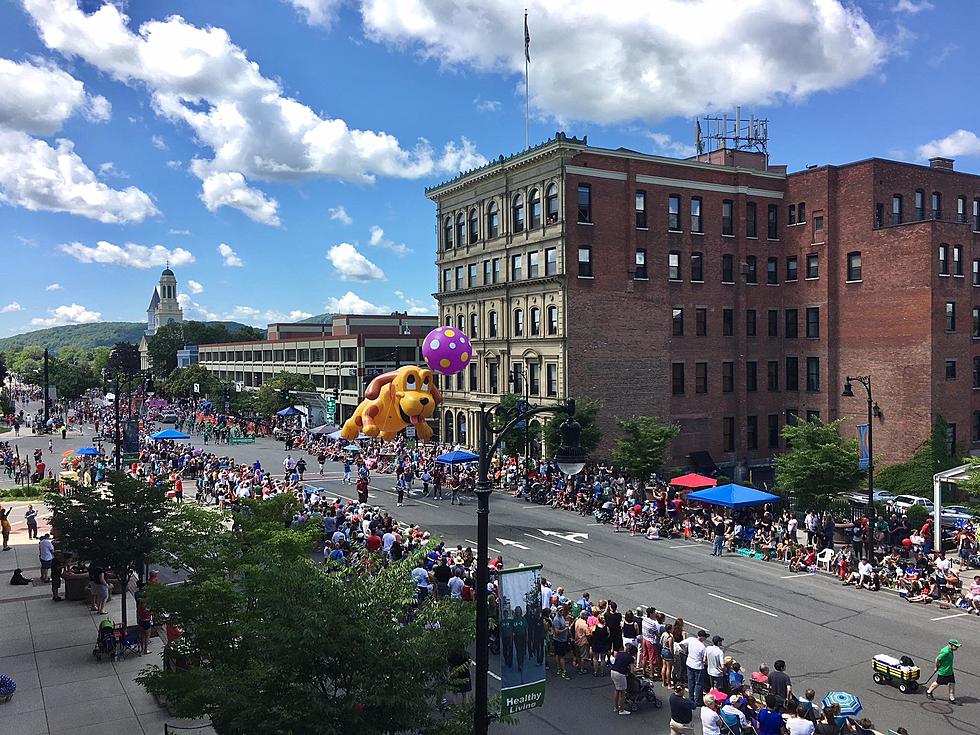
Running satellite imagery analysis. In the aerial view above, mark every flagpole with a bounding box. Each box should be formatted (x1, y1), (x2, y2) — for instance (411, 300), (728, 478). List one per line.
(524, 9), (529, 150)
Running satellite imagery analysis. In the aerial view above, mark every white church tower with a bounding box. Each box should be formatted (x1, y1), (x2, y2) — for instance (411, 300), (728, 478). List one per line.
(140, 266), (185, 370)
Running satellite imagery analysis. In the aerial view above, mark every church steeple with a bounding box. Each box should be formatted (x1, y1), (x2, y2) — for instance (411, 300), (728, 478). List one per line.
(146, 266), (184, 336)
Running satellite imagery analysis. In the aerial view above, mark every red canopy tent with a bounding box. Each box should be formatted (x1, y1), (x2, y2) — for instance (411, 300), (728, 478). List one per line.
(670, 473), (717, 490)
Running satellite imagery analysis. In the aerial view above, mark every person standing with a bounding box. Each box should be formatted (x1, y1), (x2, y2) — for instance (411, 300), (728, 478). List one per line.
(705, 635), (727, 693)
(50, 549), (63, 602)
(610, 643), (636, 716)
(38, 533), (54, 582)
(711, 514), (725, 556)
(0, 504), (11, 551)
(25, 504), (38, 540)
(682, 629), (708, 706)
(926, 639), (961, 705)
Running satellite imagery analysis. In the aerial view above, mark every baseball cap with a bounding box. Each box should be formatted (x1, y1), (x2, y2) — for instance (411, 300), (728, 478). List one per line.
(698, 629), (708, 638)
(949, 639), (961, 647)
(711, 635), (724, 645)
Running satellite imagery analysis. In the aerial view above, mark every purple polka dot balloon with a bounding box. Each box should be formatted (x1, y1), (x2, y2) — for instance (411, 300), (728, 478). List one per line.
(422, 326), (472, 375)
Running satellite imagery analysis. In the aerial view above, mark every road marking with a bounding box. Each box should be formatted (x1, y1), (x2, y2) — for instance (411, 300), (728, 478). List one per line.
(538, 529), (588, 544)
(587, 523), (604, 526)
(496, 538), (530, 550)
(670, 544), (700, 549)
(465, 539), (501, 555)
(524, 533), (561, 547)
(707, 592), (778, 617)
(413, 498), (439, 508)
(470, 660), (501, 681)
(930, 612), (970, 621)
(780, 573), (814, 579)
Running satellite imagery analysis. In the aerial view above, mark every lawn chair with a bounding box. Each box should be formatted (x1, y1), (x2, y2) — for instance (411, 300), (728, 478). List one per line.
(816, 548), (834, 572)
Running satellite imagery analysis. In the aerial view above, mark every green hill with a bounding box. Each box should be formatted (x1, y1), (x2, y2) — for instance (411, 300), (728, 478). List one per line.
(297, 313), (334, 324)
(0, 321), (257, 353)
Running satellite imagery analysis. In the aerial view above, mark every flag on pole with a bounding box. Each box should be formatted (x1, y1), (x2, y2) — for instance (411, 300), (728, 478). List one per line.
(524, 11), (530, 63)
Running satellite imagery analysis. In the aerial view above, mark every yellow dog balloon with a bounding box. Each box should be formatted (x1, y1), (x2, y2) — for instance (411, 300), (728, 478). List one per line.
(340, 365), (441, 441)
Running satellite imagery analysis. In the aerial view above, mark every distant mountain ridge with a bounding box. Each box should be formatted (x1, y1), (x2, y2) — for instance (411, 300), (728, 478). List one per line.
(0, 321), (256, 353)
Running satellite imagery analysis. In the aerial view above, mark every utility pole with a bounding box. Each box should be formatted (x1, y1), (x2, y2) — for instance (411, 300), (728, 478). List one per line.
(43, 347), (50, 430)
(113, 374), (122, 472)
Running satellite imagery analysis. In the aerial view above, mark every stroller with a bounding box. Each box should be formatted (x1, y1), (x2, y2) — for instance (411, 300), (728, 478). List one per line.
(93, 619), (117, 662)
(623, 672), (662, 711)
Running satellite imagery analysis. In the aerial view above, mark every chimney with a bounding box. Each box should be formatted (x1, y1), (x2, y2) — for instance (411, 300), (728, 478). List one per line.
(929, 157), (954, 171)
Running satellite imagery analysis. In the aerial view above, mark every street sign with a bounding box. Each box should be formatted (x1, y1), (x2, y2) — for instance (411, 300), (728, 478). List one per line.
(193, 383), (200, 394)
(406, 426), (416, 437)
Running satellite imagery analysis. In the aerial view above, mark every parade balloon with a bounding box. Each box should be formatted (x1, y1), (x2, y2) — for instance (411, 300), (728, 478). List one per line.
(422, 326), (471, 375)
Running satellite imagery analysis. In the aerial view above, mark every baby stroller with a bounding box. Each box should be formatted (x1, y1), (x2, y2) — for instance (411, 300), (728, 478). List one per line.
(93, 619), (117, 662)
(623, 672), (662, 711)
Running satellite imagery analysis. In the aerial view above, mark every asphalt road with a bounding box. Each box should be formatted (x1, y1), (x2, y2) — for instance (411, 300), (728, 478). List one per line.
(7, 417), (976, 735)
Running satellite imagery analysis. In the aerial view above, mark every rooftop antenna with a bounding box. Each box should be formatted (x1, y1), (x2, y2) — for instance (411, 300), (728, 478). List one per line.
(699, 110), (770, 159)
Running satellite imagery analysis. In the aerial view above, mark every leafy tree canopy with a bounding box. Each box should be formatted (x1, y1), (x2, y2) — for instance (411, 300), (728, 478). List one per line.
(611, 416), (679, 481)
(543, 397), (602, 456)
(775, 418), (863, 509)
(254, 371), (316, 417)
(876, 415), (961, 498)
(107, 341), (141, 376)
(164, 364), (219, 398)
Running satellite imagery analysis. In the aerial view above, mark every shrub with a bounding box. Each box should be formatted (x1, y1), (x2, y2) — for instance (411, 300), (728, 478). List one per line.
(906, 504), (929, 530)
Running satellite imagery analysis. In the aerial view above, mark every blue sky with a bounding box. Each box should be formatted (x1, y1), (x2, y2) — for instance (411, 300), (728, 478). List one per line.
(0, 0), (977, 333)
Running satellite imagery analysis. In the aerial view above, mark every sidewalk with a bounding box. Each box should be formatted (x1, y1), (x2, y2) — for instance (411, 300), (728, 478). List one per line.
(0, 502), (214, 735)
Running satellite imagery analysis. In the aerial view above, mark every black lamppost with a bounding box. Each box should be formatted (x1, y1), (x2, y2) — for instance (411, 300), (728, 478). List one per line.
(473, 397), (586, 735)
(508, 362), (532, 489)
(842, 375), (879, 518)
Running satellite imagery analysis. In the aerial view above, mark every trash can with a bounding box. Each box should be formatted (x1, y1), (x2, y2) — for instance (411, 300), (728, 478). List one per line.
(64, 572), (88, 602)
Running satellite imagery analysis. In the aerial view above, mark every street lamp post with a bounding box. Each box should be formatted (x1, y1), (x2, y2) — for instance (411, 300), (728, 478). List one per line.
(473, 397), (586, 735)
(508, 363), (532, 491)
(842, 375), (877, 518)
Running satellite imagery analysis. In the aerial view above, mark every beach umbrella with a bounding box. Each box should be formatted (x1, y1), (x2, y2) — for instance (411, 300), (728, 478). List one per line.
(277, 406), (302, 416)
(343, 444), (361, 452)
(62, 449), (75, 457)
(151, 429), (190, 440)
(328, 429), (368, 440)
(74, 447), (100, 456)
(822, 692), (862, 717)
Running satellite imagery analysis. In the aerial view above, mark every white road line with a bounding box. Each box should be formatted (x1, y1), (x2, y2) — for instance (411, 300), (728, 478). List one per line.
(587, 523), (604, 526)
(670, 544), (700, 549)
(524, 533), (561, 546)
(470, 659), (502, 680)
(780, 574), (814, 579)
(464, 539), (502, 555)
(707, 592), (778, 618)
(413, 498), (439, 508)
(930, 612), (970, 621)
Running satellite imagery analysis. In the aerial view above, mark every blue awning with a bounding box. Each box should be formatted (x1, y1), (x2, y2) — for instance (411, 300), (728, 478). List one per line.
(685, 483), (780, 509)
(151, 429), (190, 440)
(276, 406), (302, 416)
(436, 450), (480, 465)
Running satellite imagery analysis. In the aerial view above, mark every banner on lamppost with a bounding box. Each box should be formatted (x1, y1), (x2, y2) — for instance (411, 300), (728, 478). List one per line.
(857, 423), (870, 470)
(498, 564), (546, 717)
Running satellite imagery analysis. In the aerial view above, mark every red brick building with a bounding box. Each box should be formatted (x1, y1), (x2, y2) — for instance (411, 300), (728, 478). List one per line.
(427, 133), (980, 477)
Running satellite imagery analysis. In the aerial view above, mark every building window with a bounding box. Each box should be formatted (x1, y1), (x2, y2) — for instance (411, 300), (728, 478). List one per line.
(529, 362), (540, 395)
(806, 356), (820, 391)
(723, 308), (733, 336)
(691, 252), (704, 282)
(722, 199), (733, 236)
(483, 259), (491, 285)
(947, 423), (957, 455)
(529, 188), (541, 228)
(546, 363), (558, 396)
(577, 183), (592, 223)
(786, 256), (798, 282)
(805, 307), (819, 338)
(691, 197), (703, 233)
(974, 198), (980, 231)
(456, 213), (466, 246)
(492, 258), (501, 283)
(546, 184), (559, 224)
(746, 309), (757, 336)
(747, 415), (758, 450)
(767, 257), (778, 285)
(470, 313), (479, 338)
(974, 259), (980, 286)
(545, 247), (557, 276)
(806, 410), (820, 423)
(788, 204), (796, 225)
(847, 251), (862, 282)
(946, 301), (956, 332)
(468, 263), (477, 287)
(443, 268), (451, 291)
(672, 307), (684, 336)
(696, 307), (707, 336)
(511, 254), (523, 281)
(529, 307), (541, 335)
(974, 357), (980, 388)
(695, 362), (708, 393)
(668, 194), (681, 230)
(513, 193), (525, 233)
(974, 306), (980, 338)
(767, 204), (778, 239)
(722, 253), (735, 284)
(487, 201), (499, 238)
(953, 245), (963, 276)
(806, 253), (819, 279)
(469, 362), (478, 392)
(635, 249), (648, 279)
(932, 191), (941, 220)
(946, 359), (957, 380)
(469, 207), (479, 242)
(892, 194), (903, 225)
(939, 243), (949, 275)
(444, 315), (452, 327)
(914, 190), (925, 221)
(746, 201), (757, 238)
(813, 214), (823, 233)
(958, 195), (967, 224)
(672, 362), (685, 395)
(746, 361), (758, 392)
(578, 246), (593, 277)
(722, 362), (734, 393)
(723, 416), (735, 452)
(767, 360), (779, 391)
(786, 309), (799, 338)
(547, 305), (558, 335)
(668, 250), (681, 280)
(745, 255), (757, 284)
(444, 216), (453, 249)
(875, 203), (884, 228)
(528, 251), (540, 278)
(768, 414), (780, 449)
(636, 190), (647, 229)
(489, 311), (498, 337)
(513, 309), (524, 336)
(974, 412), (980, 442)
(768, 309), (778, 337)
(489, 363), (499, 394)
(455, 266), (464, 289)
(797, 202), (806, 223)
(457, 314), (465, 332)
(786, 357), (799, 391)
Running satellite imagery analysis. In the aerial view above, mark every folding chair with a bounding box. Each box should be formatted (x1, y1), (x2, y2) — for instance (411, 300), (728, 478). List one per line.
(115, 625), (142, 659)
(815, 548), (834, 572)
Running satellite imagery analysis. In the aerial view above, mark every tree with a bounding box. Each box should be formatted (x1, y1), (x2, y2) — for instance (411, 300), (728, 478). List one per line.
(876, 415), (961, 497)
(775, 418), (863, 509)
(47, 471), (173, 628)
(90, 345), (112, 375)
(137, 499), (474, 735)
(107, 341), (141, 376)
(254, 371), (316, 417)
(48, 356), (99, 399)
(611, 416), (679, 480)
(543, 397), (602, 456)
(146, 322), (185, 377)
(165, 364), (218, 398)
(491, 393), (541, 457)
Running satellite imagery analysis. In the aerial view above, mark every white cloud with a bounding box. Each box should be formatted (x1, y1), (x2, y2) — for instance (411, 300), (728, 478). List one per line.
(326, 242), (385, 281)
(892, 0), (933, 13)
(0, 302), (23, 313)
(645, 131), (696, 158)
(187, 279), (204, 294)
(177, 293), (311, 325)
(45, 283), (62, 290)
(84, 94), (111, 122)
(98, 161), (128, 178)
(166, 159), (183, 170)
(0, 57), (107, 135)
(167, 228), (191, 236)
(198, 169), (281, 226)
(0, 129), (159, 223)
(217, 242), (244, 267)
(151, 134), (167, 150)
(362, 0), (886, 124)
(31, 303), (101, 326)
(328, 204), (352, 225)
(285, 0), (344, 27)
(917, 130), (980, 160)
(473, 97), (501, 113)
(59, 241), (195, 269)
(324, 290), (388, 315)
(367, 225), (410, 255)
(23, 0), (486, 225)
(393, 290), (436, 316)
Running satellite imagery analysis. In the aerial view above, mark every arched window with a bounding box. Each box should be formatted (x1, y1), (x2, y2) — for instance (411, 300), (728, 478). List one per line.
(529, 188), (541, 228)
(444, 216), (453, 249)
(547, 305), (558, 335)
(469, 207), (479, 242)
(444, 412), (455, 443)
(456, 213), (465, 246)
(530, 306), (541, 335)
(513, 308), (524, 336)
(513, 194), (525, 233)
(458, 414), (467, 444)
(545, 184), (559, 224)
(470, 313), (479, 337)
(457, 314), (465, 331)
(489, 310), (498, 337)
(487, 201), (499, 238)
(445, 314), (453, 326)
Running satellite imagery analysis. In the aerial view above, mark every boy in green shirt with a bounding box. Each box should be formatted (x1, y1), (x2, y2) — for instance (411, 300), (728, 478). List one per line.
(926, 639), (961, 705)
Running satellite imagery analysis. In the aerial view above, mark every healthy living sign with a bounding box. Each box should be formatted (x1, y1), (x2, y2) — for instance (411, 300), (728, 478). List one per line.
(498, 564), (546, 717)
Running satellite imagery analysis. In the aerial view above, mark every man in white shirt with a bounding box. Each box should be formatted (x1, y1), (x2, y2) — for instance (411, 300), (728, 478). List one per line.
(785, 705), (816, 735)
(540, 578), (553, 610)
(448, 573), (465, 599)
(38, 534), (54, 582)
(700, 694), (722, 735)
(705, 635), (727, 693)
(682, 629), (708, 705)
(856, 558), (874, 589)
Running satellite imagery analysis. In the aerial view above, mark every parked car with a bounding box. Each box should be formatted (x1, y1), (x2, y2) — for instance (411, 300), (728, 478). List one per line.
(847, 490), (895, 505)
(888, 495), (934, 513)
(940, 505), (976, 524)
(161, 413), (178, 424)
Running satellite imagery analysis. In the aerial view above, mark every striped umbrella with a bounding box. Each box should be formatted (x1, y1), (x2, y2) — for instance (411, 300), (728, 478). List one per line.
(822, 691), (862, 717)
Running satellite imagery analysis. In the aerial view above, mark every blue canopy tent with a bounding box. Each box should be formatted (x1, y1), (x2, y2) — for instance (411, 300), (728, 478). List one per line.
(276, 406), (302, 416)
(151, 429), (190, 440)
(685, 483), (780, 509)
(74, 447), (100, 456)
(343, 444), (362, 452)
(436, 450), (480, 465)
(328, 429), (369, 440)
